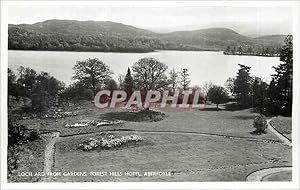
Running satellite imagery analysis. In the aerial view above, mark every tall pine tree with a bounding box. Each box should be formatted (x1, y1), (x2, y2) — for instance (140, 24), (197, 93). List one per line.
(123, 67), (134, 94)
(233, 64), (252, 108)
(269, 35), (293, 116)
(179, 68), (190, 90)
(252, 77), (268, 114)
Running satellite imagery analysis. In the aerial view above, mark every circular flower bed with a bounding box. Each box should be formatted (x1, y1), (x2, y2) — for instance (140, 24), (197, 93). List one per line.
(78, 134), (143, 151)
(65, 119), (122, 128)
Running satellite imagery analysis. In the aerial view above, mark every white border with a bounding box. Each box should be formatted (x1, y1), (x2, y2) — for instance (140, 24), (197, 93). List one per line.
(1, 1), (299, 190)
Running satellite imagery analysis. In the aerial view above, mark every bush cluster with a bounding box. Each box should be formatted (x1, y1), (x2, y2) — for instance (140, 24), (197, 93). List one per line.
(8, 67), (64, 113)
(8, 121), (40, 147)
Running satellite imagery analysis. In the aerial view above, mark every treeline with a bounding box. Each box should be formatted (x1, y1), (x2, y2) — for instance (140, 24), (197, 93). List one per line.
(60, 58), (201, 104)
(8, 26), (201, 53)
(224, 45), (281, 57)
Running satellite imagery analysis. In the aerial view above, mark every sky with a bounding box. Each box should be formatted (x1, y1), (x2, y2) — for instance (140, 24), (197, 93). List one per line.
(8, 4), (293, 36)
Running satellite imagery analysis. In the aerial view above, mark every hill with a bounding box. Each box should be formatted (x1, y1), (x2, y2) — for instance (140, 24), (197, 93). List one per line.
(254, 35), (287, 44)
(11, 19), (155, 37)
(160, 28), (254, 50)
(8, 20), (287, 54)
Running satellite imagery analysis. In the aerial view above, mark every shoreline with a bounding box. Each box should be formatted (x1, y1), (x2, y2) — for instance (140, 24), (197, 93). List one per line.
(8, 49), (279, 57)
(8, 48), (220, 54)
(223, 52), (280, 57)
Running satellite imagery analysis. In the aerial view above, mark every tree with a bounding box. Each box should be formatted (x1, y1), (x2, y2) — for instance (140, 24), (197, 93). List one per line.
(105, 79), (118, 91)
(17, 66), (38, 94)
(266, 78), (280, 115)
(207, 85), (229, 108)
(237, 46), (243, 54)
(233, 64), (252, 108)
(225, 46), (231, 53)
(263, 47), (270, 56)
(268, 35), (293, 116)
(225, 77), (235, 96)
(252, 77), (268, 114)
(118, 74), (124, 89)
(132, 57), (168, 91)
(31, 72), (64, 111)
(60, 82), (93, 101)
(247, 46), (253, 54)
(202, 81), (213, 103)
(168, 68), (178, 91)
(8, 69), (24, 98)
(179, 68), (190, 90)
(72, 58), (112, 95)
(123, 67), (134, 93)
(231, 46), (236, 54)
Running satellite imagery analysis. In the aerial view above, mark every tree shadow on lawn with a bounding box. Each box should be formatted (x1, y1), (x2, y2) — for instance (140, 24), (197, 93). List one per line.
(224, 102), (256, 112)
(233, 115), (257, 120)
(100, 110), (167, 122)
(199, 107), (224, 111)
(249, 130), (267, 135)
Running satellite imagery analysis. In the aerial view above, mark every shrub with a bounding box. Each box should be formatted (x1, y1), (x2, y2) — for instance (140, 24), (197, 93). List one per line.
(8, 120), (40, 147)
(7, 120), (40, 180)
(60, 82), (94, 101)
(253, 115), (267, 134)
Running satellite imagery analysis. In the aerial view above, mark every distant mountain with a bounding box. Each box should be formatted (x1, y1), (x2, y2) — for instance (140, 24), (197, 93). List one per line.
(160, 28), (254, 50)
(8, 19), (287, 54)
(10, 19), (155, 37)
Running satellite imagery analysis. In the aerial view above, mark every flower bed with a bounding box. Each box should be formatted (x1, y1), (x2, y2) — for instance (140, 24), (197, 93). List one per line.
(78, 134), (143, 151)
(65, 119), (122, 128)
(41, 111), (78, 119)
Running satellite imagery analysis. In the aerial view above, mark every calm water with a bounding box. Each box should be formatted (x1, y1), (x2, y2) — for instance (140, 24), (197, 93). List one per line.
(8, 50), (280, 86)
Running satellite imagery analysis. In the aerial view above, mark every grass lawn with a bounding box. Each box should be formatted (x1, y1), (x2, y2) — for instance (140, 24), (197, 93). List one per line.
(18, 102), (123, 136)
(270, 116), (292, 141)
(114, 109), (279, 141)
(20, 104), (279, 140)
(14, 102), (292, 182)
(50, 131), (291, 182)
(262, 171), (292, 181)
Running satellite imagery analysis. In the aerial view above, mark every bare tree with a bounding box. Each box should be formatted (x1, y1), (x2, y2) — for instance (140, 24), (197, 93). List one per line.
(132, 57), (168, 91)
(225, 77), (235, 96)
(168, 68), (178, 91)
(118, 74), (125, 89)
(202, 81), (213, 102)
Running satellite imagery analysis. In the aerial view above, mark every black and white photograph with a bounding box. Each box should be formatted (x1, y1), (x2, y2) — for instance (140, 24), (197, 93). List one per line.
(0, 1), (299, 189)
